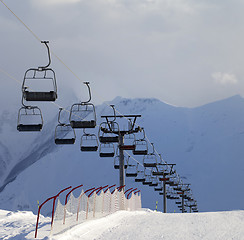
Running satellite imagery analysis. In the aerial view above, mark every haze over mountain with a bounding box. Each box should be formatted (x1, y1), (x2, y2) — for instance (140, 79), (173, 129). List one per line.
(0, 95), (244, 214)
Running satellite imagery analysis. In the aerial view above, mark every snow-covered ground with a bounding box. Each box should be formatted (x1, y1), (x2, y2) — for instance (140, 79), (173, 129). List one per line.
(1, 209), (244, 240)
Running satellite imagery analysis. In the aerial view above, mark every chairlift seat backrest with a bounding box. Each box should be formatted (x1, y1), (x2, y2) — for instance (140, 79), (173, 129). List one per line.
(17, 124), (42, 132)
(55, 138), (75, 145)
(143, 181), (152, 185)
(24, 91), (57, 102)
(149, 183), (158, 187)
(135, 177), (145, 182)
(70, 120), (96, 129)
(99, 136), (119, 143)
(126, 172), (137, 177)
(152, 171), (165, 176)
(81, 146), (98, 152)
(99, 152), (115, 158)
(144, 162), (157, 167)
(133, 149), (148, 155)
(154, 187), (163, 191)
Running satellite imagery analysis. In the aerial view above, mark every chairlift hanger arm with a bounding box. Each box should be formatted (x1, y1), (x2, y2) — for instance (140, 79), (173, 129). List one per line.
(57, 108), (66, 125)
(39, 41), (51, 69)
(82, 82), (92, 104)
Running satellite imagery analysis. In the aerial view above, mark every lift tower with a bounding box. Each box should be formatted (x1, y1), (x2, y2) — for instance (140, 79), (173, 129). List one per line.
(155, 163), (176, 213)
(101, 105), (141, 188)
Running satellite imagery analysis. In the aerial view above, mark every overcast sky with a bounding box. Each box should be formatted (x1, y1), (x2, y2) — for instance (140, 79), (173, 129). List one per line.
(1, 0), (244, 108)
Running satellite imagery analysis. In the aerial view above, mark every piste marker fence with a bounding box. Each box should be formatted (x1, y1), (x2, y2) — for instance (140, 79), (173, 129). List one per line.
(35, 184), (141, 238)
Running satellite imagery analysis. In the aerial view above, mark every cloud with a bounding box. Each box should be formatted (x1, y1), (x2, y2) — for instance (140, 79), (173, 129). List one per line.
(212, 72), (238, 85)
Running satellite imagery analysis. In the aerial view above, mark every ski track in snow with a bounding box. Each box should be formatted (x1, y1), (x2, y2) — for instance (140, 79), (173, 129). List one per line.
(1, 209), (242, 240)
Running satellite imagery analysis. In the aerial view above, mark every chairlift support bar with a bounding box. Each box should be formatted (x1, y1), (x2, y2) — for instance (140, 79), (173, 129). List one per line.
(101, 114), (141, 135)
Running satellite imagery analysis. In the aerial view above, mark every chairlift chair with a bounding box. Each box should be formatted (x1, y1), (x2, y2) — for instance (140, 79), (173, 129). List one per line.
(149, 177), (158, 187)
(55, 125), (76, 144)
(154, 186), (163, 191)
(98, 122), (119, 143)
(55, 108), (76, 144)
(22, 41), (57, 102)
(17, 105), (43, 132)
(99, 143), (115, 158)
(133, 139), (148, 155)
(142, 175), (153, 185)
(135, 170), (146, 182)
(119, 133), (136, 151)
(125, 158), (138, 177)
(133, 128), (148, 155)
(114, 155), (128, 169)
(80, 131), (98, 151)
(154, 182), (163, 191)
(70, 82), (96, 128)
(143, 143), (158, 167)
(143, 153), (157, 167)
(166, 194), (172, 199)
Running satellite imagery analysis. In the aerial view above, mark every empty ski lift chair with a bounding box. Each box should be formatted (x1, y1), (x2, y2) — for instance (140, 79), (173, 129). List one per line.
(99, 143), (115, 158)
(17, 105), (43, 132)
(22, 41), (57, 102)
(70, 82), (96, 128)
(149, 176), (158, 187)
(80, 130), (98, 151)
(17, 94), (43, 132)
(135, 167), (146, 182)
(133, 128), (148, 155)
(154, 182), (163, 191)
(114, 151), (128, 169)
(55, 108), (76, 144)
(126, 162), (138, 177)
(119, 133), (136, 151)
(98, 122), (119, 143)
(143, 143), (158, 167)
(142, 174), (153, 185)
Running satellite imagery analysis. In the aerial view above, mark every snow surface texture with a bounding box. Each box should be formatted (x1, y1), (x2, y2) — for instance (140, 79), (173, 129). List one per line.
(0, 209), (244, 240)
(0, 95), (244, 213)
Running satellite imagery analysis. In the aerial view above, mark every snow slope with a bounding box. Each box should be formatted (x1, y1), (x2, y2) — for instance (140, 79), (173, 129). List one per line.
(0, 209), (244, 240)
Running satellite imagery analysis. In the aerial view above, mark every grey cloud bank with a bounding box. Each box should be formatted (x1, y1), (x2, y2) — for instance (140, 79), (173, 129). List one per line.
(1, 0), (244, 107)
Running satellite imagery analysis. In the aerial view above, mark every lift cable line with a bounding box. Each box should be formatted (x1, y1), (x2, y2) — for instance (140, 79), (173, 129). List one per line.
(1, 0), (174, 171)
(1, 0), (179, 174)
(1, 0), (197, 210)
